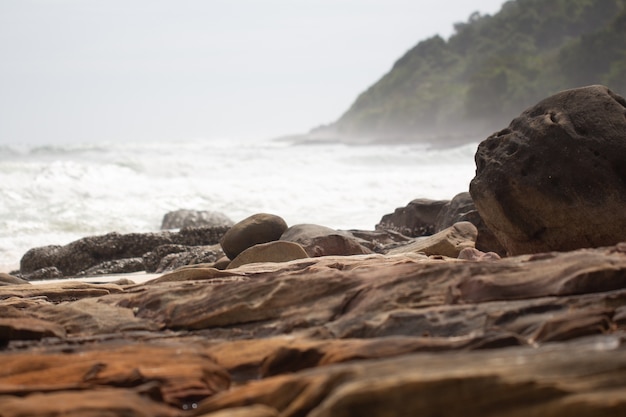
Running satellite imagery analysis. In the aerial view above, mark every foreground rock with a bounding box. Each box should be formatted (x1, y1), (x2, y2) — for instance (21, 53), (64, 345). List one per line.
(471, 85), (626, 255)
(2, 242), (626, 415)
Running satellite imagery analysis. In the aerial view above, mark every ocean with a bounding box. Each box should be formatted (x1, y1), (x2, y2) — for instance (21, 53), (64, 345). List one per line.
(0, 137), (479, 270)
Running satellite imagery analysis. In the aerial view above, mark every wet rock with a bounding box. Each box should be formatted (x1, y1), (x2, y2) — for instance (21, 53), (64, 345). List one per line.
(280, 224), (373, 257)
(144, 245), (224, 273)
(79, 257), (145, 276)
(470, 85), (626, 255)
(227, 241), (309, 269)
(220, 213), (288, 260)
(376, 198), (448, 237)
(161, 209), (234, 230)
(20, 226), (229, 277)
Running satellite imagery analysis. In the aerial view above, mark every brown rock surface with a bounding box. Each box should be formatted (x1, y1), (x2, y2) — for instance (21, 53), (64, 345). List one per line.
(280, 224), (373, 257)
(386, 221), (477, 257)
(2, 243), (626, 415)
(227, 241), (309, 269)
(470, 85), (626, 255)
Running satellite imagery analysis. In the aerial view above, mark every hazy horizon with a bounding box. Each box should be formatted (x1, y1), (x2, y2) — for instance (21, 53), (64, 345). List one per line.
(1, 1), (506, 145)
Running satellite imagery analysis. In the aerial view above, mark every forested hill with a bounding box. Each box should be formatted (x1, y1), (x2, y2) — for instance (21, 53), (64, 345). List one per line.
(317, 0), (626, 144)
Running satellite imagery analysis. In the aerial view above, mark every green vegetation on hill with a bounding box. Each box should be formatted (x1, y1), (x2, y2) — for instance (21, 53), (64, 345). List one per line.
(323, 0), (626, 143)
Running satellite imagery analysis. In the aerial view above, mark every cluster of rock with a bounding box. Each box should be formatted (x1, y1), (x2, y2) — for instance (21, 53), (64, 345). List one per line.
(2, 85), (626, 416)
(18, 226), (229, 279)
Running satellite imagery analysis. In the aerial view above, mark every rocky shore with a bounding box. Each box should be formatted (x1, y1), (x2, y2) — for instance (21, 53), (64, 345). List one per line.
(2, 85), (626, 416)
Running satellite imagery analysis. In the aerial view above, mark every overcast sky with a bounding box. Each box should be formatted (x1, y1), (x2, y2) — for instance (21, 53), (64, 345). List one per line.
(0, 0), (506, 145)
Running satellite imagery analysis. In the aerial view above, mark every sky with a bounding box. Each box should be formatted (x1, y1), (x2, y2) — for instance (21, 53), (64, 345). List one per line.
(0, 0), (506, 145)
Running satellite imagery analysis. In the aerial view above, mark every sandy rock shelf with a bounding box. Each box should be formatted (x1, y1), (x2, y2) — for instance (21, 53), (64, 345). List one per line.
(1, 247), (626, 416)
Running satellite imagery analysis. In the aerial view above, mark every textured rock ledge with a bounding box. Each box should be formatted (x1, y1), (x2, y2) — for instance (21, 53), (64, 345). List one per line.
(2, 244), (626, 416)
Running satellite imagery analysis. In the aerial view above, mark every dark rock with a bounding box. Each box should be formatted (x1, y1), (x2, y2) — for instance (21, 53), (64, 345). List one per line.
(280, 224), (373, 257)
(175, 226), (230, 247)
(470, 85), (626, 255)
(376, 198), (448, 237)
(227, 241), (309, 269)
(161, 209), (234, 230)
(220, 213), (288, 260)
(78, 258), (145, 276)
(143, 244), (190, 272)
(143, 244), (223, 273)
(19, 226), (229, 277)
(155, 246), (224, 273)
(435, 192), (475, 230)
(21, 267), (63, 281)
(436, 192), (507, 255)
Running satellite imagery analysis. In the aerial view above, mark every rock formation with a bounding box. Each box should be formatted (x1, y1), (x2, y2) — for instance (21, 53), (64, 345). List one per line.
(19, 226), (229, 278)
(2, 243), (626, 415)
(470, 85), (626, 255)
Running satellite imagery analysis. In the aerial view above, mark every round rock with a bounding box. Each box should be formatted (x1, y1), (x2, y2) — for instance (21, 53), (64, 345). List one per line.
(220, 213), (288, 260)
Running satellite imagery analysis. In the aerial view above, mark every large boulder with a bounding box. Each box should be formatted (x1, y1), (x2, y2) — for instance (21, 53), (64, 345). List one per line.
(376, 199), (448, 237)
(161, 209), (234, 230)
(470, 85), (626, 255)
(280, 224), (373, 257)
(220, 213), (288, 260)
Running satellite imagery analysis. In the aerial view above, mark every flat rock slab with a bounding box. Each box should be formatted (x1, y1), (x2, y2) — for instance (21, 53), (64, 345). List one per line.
(2, 244), (626, 415)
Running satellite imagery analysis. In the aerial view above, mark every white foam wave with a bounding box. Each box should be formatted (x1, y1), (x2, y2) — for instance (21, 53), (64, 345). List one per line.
(0, 138), (478, 266)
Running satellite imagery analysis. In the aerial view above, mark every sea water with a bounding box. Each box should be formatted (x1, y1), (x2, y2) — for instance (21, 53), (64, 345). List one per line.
(0, 137), (479, 269)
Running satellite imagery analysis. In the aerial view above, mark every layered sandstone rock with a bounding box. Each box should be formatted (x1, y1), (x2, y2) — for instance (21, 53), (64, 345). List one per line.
(470, 85), (626, 255)
(2, 243), (626, 415)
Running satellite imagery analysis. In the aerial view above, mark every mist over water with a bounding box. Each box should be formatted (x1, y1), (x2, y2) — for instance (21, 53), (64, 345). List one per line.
(0, 138), (478, 268)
